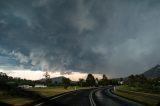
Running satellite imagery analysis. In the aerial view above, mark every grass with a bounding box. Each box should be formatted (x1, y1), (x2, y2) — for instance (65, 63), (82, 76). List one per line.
(0, 91), (32, 106)
(30, 86), (81, 96)
(0, 86), (88, 106)
(0, 96), (32, 106)
(115, 85), (160, 94)
(113, 85), (160, 106)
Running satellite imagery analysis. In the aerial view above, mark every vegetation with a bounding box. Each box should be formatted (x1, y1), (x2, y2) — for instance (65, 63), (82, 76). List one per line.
(0, 72), (79, 105)
(86, 73), (96, 86)
(77, 73), (118, 87)
(98, 74), (108, 86)
(125, 74), (160, 94)
(0, 72), (45, 86)
(31, 86), (79, 96)
(0, 94), (32, 106)
(113, 74), (160, 106)
(62, 77), (71, 89)
(113, 85), (160, 106)
(0, 72), (45, 105)
(78, 78), (85, 87)
(43, 71), (52, 86)
(0, 63), (160, 106)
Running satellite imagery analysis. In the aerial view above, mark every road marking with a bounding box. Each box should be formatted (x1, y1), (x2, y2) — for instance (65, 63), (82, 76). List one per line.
(104, 88), (144, 106)
(34, 102), (44, 106)
(89, 89), (97, 106)
(34, 91), (74, 106)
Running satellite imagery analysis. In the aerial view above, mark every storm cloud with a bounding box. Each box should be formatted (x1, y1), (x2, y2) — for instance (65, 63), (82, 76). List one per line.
(0, 0), (160, 77)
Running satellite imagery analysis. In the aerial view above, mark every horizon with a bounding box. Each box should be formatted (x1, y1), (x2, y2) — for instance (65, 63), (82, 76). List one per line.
(0, 69), (104, 81)
(0, 66), (151, 81)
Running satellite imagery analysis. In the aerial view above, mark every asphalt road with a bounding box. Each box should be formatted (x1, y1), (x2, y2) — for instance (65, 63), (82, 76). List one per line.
(32, 89), (92, 106)
(31, 87), (144, 106)
(93, 87), (144, 106)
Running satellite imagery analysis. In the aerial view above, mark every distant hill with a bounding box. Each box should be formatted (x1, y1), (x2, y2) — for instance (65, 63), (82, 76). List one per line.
(39, 76), (66, 84)
(50, 76), (66, 83)
(143, 64), (160, 78)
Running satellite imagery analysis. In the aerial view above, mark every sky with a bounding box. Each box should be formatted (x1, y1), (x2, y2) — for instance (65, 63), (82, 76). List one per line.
(0, 69), (102, 81)
(0, 0), (160, 80)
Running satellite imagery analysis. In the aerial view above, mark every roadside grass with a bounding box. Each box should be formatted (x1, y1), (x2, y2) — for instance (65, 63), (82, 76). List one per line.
(30, 86), (80, 96)
(0, 96), (32, 106)
(0, 91), (32, 106)
(116, 85), (160, 95)
(0, 86), (88, 106)
(113, 85), (160, 106)
(30, 86), (91, 96)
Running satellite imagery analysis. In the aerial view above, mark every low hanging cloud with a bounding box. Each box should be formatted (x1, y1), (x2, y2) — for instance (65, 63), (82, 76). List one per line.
(0, 0), (160, 77)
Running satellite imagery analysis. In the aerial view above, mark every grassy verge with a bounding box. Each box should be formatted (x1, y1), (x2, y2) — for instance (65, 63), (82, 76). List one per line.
(0, 96), (32, 106)
(30, 86), (83, 96)
(0, 91), (32, 106)
(113, 85), (160, 106)
(115, 85), (160, 94)
(0, 86), (88, 106)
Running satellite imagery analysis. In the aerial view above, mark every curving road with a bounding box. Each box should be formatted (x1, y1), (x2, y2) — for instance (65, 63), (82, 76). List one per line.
(92, 87), (144, 106)
(28, 87), (144, 106)
(30, 88), (93, 106)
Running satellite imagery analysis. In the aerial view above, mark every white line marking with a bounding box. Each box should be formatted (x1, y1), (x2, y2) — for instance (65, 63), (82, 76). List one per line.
(34, 91), (74, 106)
(89, 89), (97, 106)
(50, 91), (73, 100)
(34, 102), (44, 106)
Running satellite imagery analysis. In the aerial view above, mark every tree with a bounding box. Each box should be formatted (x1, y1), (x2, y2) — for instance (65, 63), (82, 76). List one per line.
(109, 79), (118, 85)
(43, 66), (51, 86)
(43, 71), (51, 86)
(62, 77), (71, 89)
(103, 74), (108, 80)
(86, 73), (95, 87)
(126, 74), (148, 87)
(78, 78), (85, 87)
(99, 74), (108, 86)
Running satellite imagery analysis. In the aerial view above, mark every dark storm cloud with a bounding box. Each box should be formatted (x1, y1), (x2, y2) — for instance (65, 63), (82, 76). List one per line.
(1, 0), (160, 77)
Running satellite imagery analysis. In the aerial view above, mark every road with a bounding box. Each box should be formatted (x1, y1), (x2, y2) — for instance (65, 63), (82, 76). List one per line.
(92, 87), (144, 106)
(30, 88), (92, 106)
(29, 87), (144, 106)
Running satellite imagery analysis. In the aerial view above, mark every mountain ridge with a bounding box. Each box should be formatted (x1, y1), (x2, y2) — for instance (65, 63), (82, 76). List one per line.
(39, 76), (66, 83)
(143, 64), (160, 78)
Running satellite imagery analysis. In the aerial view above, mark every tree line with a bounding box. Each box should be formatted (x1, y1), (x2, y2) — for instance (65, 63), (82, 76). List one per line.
(0, 72), (44, 87)
(124, 74), (160, 93)
(62, 73), (118, 89)
(0, 72), (118, 89)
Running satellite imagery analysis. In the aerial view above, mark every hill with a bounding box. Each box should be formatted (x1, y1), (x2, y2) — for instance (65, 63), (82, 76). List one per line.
(143, 64), (160, 78)
(50, 76), (66, 83)
(39, 76), (66, 84)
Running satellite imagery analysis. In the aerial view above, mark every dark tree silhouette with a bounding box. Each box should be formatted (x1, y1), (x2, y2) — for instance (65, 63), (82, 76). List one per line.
(86, 73), (95, 87)
(62, 77), (71, 89)
(102, 74), (108, 80)
(98, 74), (109, 86)
(126, 74), (148, 87)
(78, 78), (85, 87)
